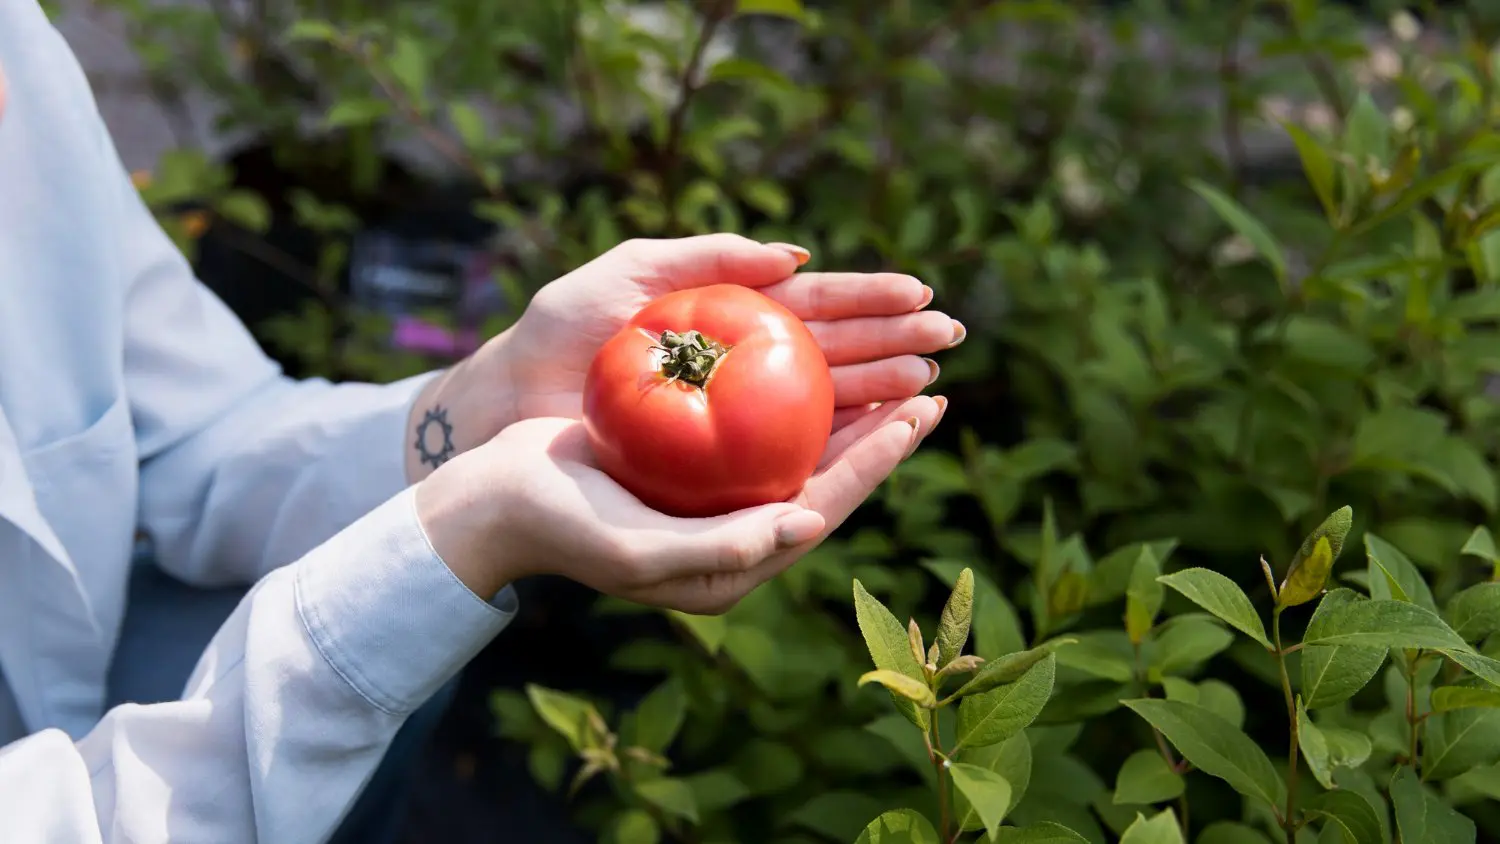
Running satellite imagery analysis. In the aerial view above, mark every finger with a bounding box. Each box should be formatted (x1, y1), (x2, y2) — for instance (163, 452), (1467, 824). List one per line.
(807, 311), (961, 366)
(608, 234), (806, 293)
(639, 398), (944, 614)
(831, 356), (939, 407)
(621, 501), (825, 584)
(740, 412), (936, 588)
(821, 396), (941, 469)
(832, 402), (882, 432)
(761, 272), (930, 320)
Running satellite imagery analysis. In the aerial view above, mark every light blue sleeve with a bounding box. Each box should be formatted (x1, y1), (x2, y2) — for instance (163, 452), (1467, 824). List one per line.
(114, 124), (443, 584)
(0, 4), (518, 841)
(0, 487), (516, 844)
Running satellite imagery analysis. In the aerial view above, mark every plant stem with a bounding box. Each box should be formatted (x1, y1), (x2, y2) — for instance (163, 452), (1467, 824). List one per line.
(1272, 608), (1299, 843)
(1405, 651), (1424, 772)
(929, 715), (952, 840)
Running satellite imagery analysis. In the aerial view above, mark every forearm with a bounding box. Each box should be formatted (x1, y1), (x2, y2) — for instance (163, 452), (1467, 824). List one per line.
(0, 487), (514, 843)
(403, 330), (518, 484)
(140, 371), (436, 585)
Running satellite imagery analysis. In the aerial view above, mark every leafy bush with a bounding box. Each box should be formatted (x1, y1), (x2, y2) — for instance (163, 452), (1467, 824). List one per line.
(101, 0), (1500, 840)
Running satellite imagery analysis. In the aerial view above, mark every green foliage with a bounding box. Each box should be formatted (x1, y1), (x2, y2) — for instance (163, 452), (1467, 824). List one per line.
(114, 0), (1500, 839)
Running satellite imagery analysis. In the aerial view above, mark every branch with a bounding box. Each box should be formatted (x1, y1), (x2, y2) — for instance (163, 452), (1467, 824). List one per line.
(661, 0), (737, 230)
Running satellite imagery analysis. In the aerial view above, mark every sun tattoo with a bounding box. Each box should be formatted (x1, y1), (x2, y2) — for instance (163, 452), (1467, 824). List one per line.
(414, 406), (456, 469)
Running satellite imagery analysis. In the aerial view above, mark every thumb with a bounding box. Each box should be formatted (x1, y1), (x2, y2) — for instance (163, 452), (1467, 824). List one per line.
(650, 502), (825, 580)
(610, 233), (810, 291)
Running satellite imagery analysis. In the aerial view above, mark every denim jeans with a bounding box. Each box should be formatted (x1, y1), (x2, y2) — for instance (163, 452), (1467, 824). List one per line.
(105, 554), (456, 844)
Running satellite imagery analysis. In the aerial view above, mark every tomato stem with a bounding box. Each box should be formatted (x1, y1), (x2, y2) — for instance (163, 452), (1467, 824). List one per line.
(654, 329), (728, 388)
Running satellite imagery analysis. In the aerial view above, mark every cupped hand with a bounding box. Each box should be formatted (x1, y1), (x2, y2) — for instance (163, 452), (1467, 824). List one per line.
(488, 234), (964, 429)
(416, 394), (946, 614)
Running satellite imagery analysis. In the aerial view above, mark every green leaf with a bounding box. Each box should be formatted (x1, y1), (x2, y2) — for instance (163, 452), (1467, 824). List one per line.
(1054, 632), (1135, 682)
(215, 191), (270, 233)
(1195, 821), (1275, 844)
(1126, 548), (1164, 645)
(853, 809), (940, 844)
(1323, 727), (1373, 770)
(1196, 680), (1248, 729)
(854, 579), (927, 728)
(859, 670), (937, 708)
(1091, 540), (1180, 606)
(285, 20), (339, 42)
(1119, 809), (1183, 844)
(1302, 589), (1389, 709)
(1389, 766), (1476, 843)
(1423, 690), (1500, 780)
(670, 610), (728, 654)
(525, 685), (598, 752)
(1365, 534), (1437, 612)
(949, 762), (1015, 836)
(788, 792), (884, 841)
(388, 34), (429, 100)
(937, 569), (976, 668)
(630, 677), (686, 754)
(1123, 699), (1286, 809)
(685, 769), (750, 813)
(993, 823), (1089, 843)
(326, 97), (391, 129)
(1112, 750), (1184, 805)
(734, 0), (806, 21)
(1350, 407), (1448, 475)
(927, 562), (1026, 659)
(866, 714), (933, 784)
(1297, 698), (1336, 789)
(1281, 537), (1336, 608)
(955, 733), (1031, 832)
(1433, 684), (1500, 711)
(609, 809), (661, 844)
(1150, 618), (1235, 675)
(953, 640), (1075, 698)
(1308, 790), (1385, 844)
(1157, 569), (1272, 649)
(955, 656), (1057, 750)
(1188, 179), (1287, 286)
(448, 102), (486, 150)
(1302, 598), (1467, 650)
(1460, 526), (1499, 565)
(1281, 507), (1355, 608)
(1446, 583), (1500, 642)
(634, 777), (699, 824)
(741, 180), (791, 221)
(1284, 122), (1338, 220)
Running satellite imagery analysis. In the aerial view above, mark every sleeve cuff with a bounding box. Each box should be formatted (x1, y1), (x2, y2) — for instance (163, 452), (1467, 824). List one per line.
(329, 370), (441, 502)
(293, 485), (516, 715)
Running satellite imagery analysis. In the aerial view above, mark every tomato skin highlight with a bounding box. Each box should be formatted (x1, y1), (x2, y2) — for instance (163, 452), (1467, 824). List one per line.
(582, 284), (835, 518)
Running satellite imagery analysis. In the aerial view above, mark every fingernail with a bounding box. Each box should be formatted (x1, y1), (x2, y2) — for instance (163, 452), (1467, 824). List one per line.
(765, 242), (811, 266)
(913, 286), (934, 311)
(934, 395), (949, 426)
(924, 357), (940, 385)
(775, 510), (825, 548)
(948, 320), (967, 348)
(904, 417), (923, 459)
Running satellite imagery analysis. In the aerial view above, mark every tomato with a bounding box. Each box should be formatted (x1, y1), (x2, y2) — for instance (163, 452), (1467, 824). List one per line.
(582, 283), (835, 518)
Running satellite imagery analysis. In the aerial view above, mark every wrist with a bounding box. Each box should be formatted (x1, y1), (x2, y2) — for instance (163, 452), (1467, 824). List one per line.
(413, 459), (515, 602)
(404, 329), (520, 484)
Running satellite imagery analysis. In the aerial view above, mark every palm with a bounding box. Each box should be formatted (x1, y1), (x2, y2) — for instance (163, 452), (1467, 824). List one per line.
(489, 394), (942, 614)
(499, 236), (962, 427)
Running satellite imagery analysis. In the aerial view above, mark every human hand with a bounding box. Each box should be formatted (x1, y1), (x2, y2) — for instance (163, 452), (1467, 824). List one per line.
(404, 234), (964, 481)
(414, 394), (945, 614)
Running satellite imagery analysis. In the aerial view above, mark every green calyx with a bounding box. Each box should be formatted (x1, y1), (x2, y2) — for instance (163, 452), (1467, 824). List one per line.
(654, 329), (729, 388)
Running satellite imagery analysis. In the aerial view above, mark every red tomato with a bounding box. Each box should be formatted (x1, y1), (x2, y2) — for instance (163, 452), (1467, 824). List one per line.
(582, 283), (835, 518)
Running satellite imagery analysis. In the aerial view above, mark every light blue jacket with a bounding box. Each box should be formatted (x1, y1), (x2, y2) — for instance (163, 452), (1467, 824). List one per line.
(0, 4), (516, 841)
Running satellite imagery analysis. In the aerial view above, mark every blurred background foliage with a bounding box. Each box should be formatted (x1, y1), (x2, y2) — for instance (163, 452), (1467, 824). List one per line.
(88, 0), (1500, 840)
